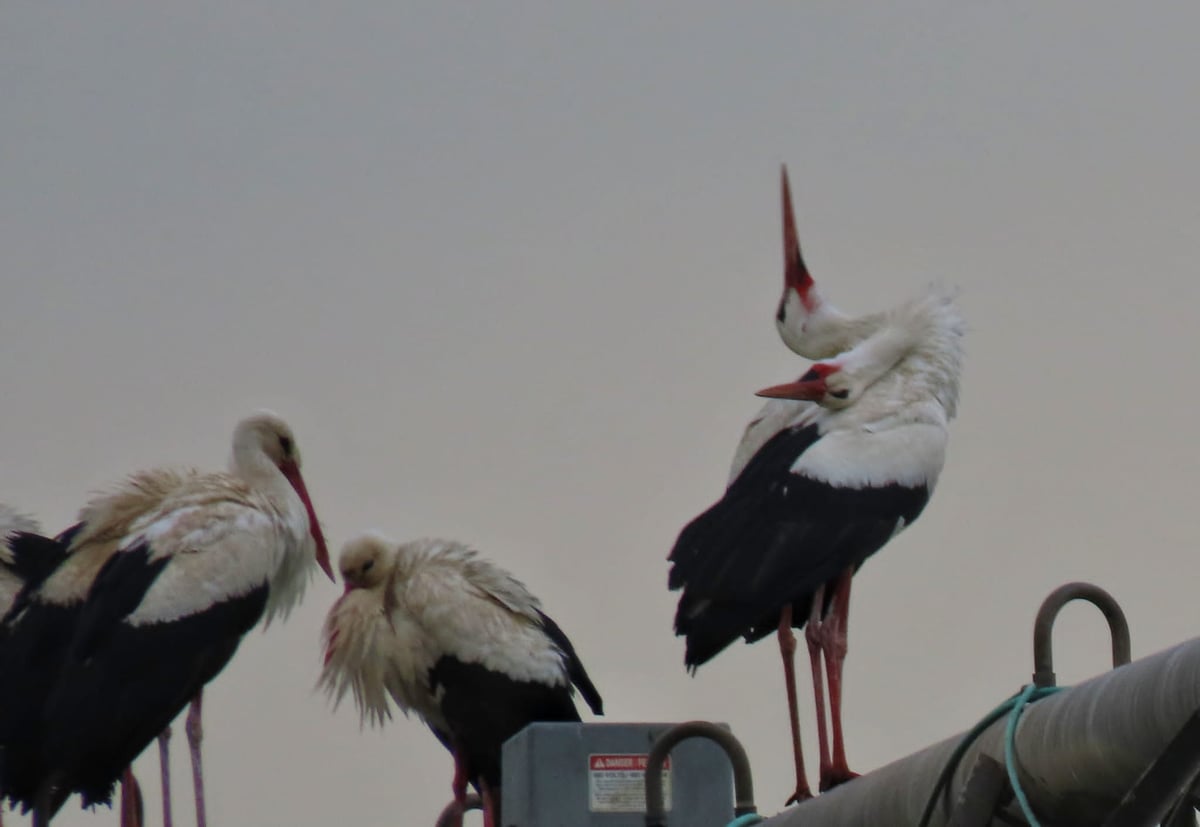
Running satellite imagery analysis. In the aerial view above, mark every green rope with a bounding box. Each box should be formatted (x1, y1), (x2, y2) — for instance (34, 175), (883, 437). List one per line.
(723, 815), (763, 827)
(917, 684), (1065, 827)
(1004, 684), (1062, 826)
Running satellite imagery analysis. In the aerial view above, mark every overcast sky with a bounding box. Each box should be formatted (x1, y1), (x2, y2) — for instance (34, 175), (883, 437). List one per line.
(4, 4), (1200, 825)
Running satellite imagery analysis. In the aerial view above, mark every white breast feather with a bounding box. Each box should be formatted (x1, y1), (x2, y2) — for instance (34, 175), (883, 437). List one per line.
(1, 506), (42, 612)
(791, 419), (948, 490)
(0, 505), (40, 545)
(729, 398), (820, 485)
(401, 540), (571, 690)
(319, 588), (443, 730)
(124, 501), (280, 626)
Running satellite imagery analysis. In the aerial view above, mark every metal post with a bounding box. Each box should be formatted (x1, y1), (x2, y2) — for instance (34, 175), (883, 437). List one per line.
(756, 636), (1200, 827)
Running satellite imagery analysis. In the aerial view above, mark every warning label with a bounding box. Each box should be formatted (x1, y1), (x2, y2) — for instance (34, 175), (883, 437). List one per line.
(588, 753), (671, 813)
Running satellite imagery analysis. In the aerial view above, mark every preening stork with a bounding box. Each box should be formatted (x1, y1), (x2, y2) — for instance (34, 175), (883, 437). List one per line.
(0, 412), (331, 827)
(321, 534), (604, 827)
(668, 168), (964, 803)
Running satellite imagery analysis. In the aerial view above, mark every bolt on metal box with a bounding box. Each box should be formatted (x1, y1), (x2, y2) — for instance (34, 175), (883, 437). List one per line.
(501, 722), (735, 827)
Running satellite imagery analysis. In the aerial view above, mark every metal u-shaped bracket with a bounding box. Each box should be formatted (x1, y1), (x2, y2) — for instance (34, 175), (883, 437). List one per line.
(644, 721), (757, 827)
(1032, 582), (1132, 688)
(434, 794), (482, 827)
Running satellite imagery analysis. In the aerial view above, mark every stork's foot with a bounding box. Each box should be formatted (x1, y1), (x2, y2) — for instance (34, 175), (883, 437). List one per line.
(819, 765), (860, 792)
(784, 784), (814, 806)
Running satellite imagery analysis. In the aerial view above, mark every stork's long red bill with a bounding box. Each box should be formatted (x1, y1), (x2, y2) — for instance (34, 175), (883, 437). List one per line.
(781, 165), (815, 305)
(756, 364), (837, 400)
(280, 461), (334, 582)
(755, 378), (826, 401)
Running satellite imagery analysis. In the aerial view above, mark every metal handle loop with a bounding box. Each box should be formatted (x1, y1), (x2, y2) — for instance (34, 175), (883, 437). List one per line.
(1032, 582), (1131, 688)
(645, 721), (756, 827)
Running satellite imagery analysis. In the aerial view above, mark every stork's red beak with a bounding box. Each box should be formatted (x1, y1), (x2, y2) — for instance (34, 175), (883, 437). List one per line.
(280, 461), (335, 582)
(781, 165), (815, 308)
(756, 377), (827, 401)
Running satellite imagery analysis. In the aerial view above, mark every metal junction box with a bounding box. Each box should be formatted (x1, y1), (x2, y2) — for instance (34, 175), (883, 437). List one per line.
(502, 722), (735, 827)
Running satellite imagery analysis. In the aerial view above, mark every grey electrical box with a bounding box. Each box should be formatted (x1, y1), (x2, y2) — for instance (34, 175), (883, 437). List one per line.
(501, 722), (735, 827)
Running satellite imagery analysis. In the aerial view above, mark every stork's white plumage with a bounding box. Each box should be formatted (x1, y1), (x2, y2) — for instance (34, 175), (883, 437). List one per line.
(321, 534), (603, 827)
(669, 168), (964, 802)
(0, 412), (331, 827)
(0, 505), (50, 618)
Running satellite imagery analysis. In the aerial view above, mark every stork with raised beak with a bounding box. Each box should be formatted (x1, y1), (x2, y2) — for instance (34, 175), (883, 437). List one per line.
(669, 168), (964, 802)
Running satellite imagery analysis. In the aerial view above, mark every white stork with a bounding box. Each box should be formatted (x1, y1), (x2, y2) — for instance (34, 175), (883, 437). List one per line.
(0, 412), (331, 827)
(321, 534), (604, 827)
(668, 169), (964, 802)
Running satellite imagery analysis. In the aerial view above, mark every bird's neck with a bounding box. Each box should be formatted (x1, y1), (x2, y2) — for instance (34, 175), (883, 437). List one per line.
(229, 448), (291, 502)
(779, 300), (887, 361)
(228, 449), (313, 622)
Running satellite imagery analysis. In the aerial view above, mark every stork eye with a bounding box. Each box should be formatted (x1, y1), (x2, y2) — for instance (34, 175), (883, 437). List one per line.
(279, 435), (294, 455)
(830, 389), (849, 399)
(362, 559), (375, 573)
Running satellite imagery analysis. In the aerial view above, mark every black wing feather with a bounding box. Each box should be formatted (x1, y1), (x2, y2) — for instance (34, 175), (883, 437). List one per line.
(38, 543), (269, 811)
(430, 655), (583, 793)
(668, 423), (930, 669)
(535, 609), (604, 715)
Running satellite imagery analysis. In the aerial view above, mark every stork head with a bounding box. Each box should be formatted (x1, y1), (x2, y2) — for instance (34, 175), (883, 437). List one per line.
(232, 412), (333, 582)
(775, 166), (830, 357)
(757, 322), (917, 410)
(776, 164), (816, 323)
(756, 363), (856, 408)
(338, 533), (394, 593)
(774, 166), (861, 360)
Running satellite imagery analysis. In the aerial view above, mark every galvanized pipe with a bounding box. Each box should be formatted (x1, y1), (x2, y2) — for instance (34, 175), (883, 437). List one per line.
(644, 721), (756, 827)
(758, 636), (1200, 827)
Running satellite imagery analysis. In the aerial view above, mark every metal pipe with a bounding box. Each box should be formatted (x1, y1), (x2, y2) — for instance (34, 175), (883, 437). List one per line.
(1101, 709), (1200, 827)
(1032, 582), (1131, 688)
(644, 721), (756, 827)
(758, 636), (1200, 826)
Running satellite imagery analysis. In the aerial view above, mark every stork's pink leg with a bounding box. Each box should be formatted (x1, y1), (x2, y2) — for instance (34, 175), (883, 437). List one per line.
(185, 692), (207, 827)
(804, 585), (832, 784)
(820, 569), (859, 791)
(443, 750), (467, 827)
(479, 780), (497, 827)
(119, 767), (143, 827)
(158, 727), (173, 827)
(776, 605), (813, 805)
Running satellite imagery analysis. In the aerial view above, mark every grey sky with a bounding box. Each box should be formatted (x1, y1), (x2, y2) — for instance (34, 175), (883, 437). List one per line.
(4, 3), (1200, 824)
